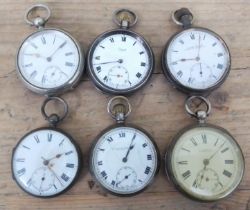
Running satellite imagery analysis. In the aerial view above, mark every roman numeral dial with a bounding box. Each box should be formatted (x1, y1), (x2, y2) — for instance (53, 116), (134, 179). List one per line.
(12, 128), (80, 197)
(90, 126), (159, 195)
(168, 125), (244, 201)
(17, 29), (82, 93)
(164, 28), (230, 92)
(89, 30), (153, 93)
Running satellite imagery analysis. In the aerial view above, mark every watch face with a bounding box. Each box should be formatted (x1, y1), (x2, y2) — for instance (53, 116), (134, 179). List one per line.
(12, 128), (81, 197)
(90, 126), (159, 196)
(88, 29), (154, 94)
(166, 125), (244, 201)
(163, 28), (230, 92)
(17, 29), (82, 92)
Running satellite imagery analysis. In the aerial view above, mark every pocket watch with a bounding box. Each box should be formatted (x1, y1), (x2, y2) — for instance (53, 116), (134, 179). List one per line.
(16, 4), (84, 96)
(165, 96), (244, 202)
(12, 97), (81, 197)
(87, 9), (154, 95)
(162, 8), (231, 95)
(89, 96), (160, 196)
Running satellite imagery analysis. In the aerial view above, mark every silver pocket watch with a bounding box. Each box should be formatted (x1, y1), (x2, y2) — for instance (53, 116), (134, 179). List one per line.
(162, 8), (231, 95)
(165, 96), (244, 202)
(89, 96), (160, 196)
(87, 9), (154, 95)
(12, 97), (81, 197)
(16, 4), (84, 96)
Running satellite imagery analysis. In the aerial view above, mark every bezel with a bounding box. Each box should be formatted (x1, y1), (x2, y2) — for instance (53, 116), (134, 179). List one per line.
(165, 123), (245, 202)
(89, 123), (160, 196)
(11, 127), (82, 198)
(16, 28), (85, 96)
(162, 27), (231, 95)
(87, 28), (155, 95)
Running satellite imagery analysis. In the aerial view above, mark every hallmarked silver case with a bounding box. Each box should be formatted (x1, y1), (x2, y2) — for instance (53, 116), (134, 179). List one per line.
(16, 27), (85, 96)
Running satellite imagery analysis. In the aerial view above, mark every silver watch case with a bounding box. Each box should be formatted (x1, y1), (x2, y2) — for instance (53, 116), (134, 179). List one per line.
(16, 28), (85, 96)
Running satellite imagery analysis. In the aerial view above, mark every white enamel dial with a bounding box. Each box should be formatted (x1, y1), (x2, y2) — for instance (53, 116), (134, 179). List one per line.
(169, 126), (244, 201)
(91, 126), (158, 195)
(12, 129), (80, 197)
(165, 28), (230, 91)
(89, 31), (153, 92)
(17, 29), (80, 90)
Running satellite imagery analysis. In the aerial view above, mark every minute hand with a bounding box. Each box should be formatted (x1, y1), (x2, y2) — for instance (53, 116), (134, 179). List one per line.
(93, 59), (123, 65)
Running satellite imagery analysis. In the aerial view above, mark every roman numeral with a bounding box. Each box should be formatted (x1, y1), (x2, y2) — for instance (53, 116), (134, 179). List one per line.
(178, 161), (188, 165)
(22, 145), (30, 150)
(109, 37), (114, 43)
(119, 132), (125, 137)
(59, 41), (67, 49)
(30, 71), (37, 79)
(34, 135), (40, 143)
(202, 134), (207, 144)
(142, 143), (147, 148)
(181, 147), (190, 152)
(223, 170), (232, 178)
(30, 42), (38, 49)
(59, 139), (65, 146)
(16, 158), (25, 162)
(177, 71), (183, 77)
(182, 170), (191, 180)
(99, 148), (105, 151)
(96, 66), (101, 73)
(225, 160), (234, 164)
(66, 163), (74, 168)
(24, 63), (33, 68)
(65, 150), (73, 155)
(217, 53), (223, 57)
(192, 180), (198, 188)
(147, 154), (152, 160)
(136, 72), (142, 78)
(221, 147), (229, 153)
(65, 62), (74, 67)
(111, 180), (116, 186)
(212, 42), (217, 47)
(139, 51), (145, 55)
(179, 40), (184, 44)
(144, 166), (151, 175)
(95, 56), (100, 60)
(133, 41), (137, 46)
(48, 133), (52, 142)
(141, 62), (146, 67)
(214, 138), (219, 146)
(190, 137), (197, 146)
(61, 173), (70, 182)
(17, 168), (26, 176)
(103, 76), (108, 82)
(41, 36), (46, 44)
(107, 137), (113, 142)
(98, 161), (103, 165)
(101, 171), (107, 179)
(122, 36), (126, 42)
(53, 184), (57, 190)
(217, 64), (223, 69)
(65, 52), (73, 56)
(100, 45), (105, 49)
(27, 178), (32, 186)
(188, 77), (194, 84)
(190, 33), (195, 40)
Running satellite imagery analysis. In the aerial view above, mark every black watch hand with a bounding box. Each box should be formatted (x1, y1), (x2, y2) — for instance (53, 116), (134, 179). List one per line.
(116, 174), (131, 186)
(122, 133), (136, 163)
(93, 59), (123, 65)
